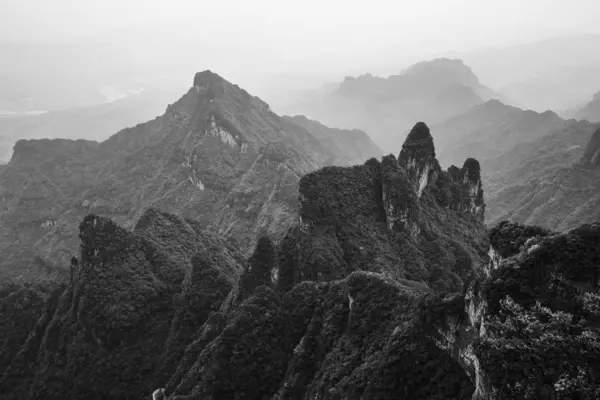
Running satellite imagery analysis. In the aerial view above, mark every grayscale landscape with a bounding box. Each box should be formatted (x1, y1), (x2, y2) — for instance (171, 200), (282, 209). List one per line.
(1, 1), (600, 399)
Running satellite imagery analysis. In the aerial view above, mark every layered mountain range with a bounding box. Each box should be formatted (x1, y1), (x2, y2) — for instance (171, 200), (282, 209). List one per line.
(278, 58), (503, 149)
(2, 112), (599, 399)
(408, 96), (600, 231)
(0, 71), (381, 281)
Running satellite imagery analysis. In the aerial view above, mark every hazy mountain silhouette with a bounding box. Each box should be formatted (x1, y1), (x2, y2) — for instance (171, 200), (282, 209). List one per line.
(278, 58), (502, 149)
(452, 34), (600, 112)
(431, 99), (568, 168)
(484, 121), (600, 230)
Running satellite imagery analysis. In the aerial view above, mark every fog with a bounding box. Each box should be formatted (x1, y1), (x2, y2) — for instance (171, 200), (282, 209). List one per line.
(3, 0), (600, 89)
(1, 0), (600, 151)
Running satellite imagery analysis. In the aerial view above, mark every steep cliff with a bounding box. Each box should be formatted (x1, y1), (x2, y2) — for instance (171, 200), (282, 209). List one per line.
(430, 221), (600, 399)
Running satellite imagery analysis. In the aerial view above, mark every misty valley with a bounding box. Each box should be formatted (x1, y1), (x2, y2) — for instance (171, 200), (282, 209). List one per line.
(2, 3), (600, 400)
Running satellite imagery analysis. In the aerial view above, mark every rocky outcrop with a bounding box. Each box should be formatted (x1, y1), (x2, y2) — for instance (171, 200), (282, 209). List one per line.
(429, 221), (600, 399)
(381, 154), (420, 236)
(398, 122), (440, 198)
(457, 158), (485, 220)
(581, 128), (600, 166)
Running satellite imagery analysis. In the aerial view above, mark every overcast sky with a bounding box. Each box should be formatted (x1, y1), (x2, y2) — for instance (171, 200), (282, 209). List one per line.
(2, 0), (599, 75)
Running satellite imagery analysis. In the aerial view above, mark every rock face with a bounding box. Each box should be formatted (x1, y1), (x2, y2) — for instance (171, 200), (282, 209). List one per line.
(457, 158), (485, 220)
(581, 128), (600, 166)
(0, 71), (381, 281)
(398, 121), (439, 198)
(432, 221), (600, 399)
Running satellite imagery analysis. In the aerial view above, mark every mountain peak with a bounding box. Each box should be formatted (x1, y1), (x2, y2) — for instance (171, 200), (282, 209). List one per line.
(193, 70), (225, 87)
(399, 121), (436, 161)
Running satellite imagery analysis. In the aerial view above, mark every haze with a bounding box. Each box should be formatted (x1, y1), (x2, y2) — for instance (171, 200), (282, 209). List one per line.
(3, 0), (599, 76)
(1, 0), (600, 155)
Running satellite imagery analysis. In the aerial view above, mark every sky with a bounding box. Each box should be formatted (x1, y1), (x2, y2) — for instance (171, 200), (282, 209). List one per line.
(2, 0), (600, 77)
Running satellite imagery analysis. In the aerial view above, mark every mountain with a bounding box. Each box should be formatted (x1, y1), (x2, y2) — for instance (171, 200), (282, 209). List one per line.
(0, 71), (381, 281)
(2, 120), (599, 399)
(0, 87), (183, 163)
(431, 99), (568, 168)
(452, 34), (600, 112)
(422, 99), (600, 231)
(0, 121), (492, 399)
(282, 115), (382, 166)
(484, 121), (600, 230)
(574, 90), (600, 122)
(279, 58), (502, 149)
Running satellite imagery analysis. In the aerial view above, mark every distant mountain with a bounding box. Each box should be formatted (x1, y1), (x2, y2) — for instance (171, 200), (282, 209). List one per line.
(0, 87), (183, 163)
(279, 58), (503, 149)
(431, 99), (568, 167)
(0, 71), (381, 281)
(453, 34), (600, 112)
(574, 90), (600, 122)
(484, 121), (600, 230)
(282, 115), (382, 165)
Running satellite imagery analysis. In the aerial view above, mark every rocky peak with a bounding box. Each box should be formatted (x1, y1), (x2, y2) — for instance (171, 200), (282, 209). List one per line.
(458, 158), (485, 220)
(381, 155), (420, 237)
(193, 70), (225, 89)
(398, 122), (438, 197)
(401, 58), (480, 88)
(580, 128), (600, 166)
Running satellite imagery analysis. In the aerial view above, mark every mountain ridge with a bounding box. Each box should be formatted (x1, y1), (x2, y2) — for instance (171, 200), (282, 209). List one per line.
(277, 58), (502, 149)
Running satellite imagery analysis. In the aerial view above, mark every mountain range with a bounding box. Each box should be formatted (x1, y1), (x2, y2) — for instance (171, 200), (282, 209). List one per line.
(0, 71), (381, 281)
(278, 58), (503, 149)
(421, 97), (600, 231)
(0, 119), (493, 399)
(1, 110), (598, 399)
(1, 57), (600, 400)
